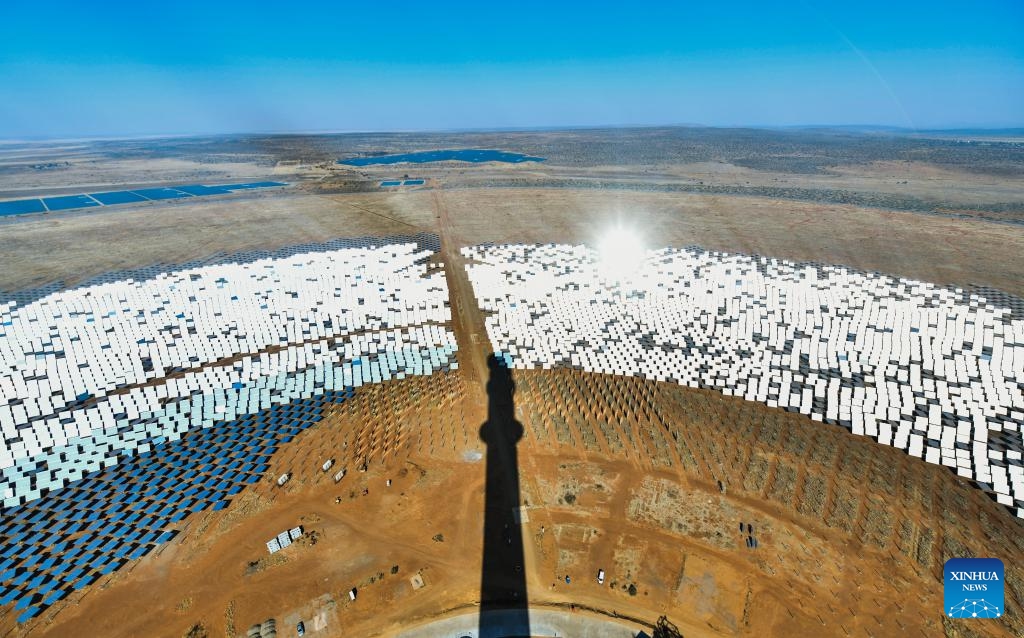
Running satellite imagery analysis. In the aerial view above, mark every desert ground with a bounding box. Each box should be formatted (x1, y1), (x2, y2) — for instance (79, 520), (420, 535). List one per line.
(0, 128), (1022, 637)
(2, 189), (1023, 298)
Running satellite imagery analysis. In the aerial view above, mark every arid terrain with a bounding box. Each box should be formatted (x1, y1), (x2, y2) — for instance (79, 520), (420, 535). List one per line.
(2, 128), (1023, 296)
(0, 127), (1022, 637)
(18, 365), (1024, 638)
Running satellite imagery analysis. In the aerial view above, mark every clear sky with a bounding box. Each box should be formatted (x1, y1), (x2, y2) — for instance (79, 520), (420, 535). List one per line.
(0, 0), (1021, 138)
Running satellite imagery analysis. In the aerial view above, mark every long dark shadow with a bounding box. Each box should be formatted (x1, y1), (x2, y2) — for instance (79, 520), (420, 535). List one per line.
(478, 354), (531, 637)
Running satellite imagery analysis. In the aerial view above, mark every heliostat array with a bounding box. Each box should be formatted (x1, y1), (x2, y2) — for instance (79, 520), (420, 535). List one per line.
(463, 243), (1024, 518)
(0, 239), (456, 510)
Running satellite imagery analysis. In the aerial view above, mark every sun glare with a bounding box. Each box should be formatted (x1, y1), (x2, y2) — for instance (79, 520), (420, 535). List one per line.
(596, 225), (647, 282)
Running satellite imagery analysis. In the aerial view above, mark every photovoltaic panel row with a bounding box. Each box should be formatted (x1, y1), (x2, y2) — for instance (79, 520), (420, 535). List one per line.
(174, 184), (232, 196)
(41, 195), (100, 211)
(0, 200), (46, 216)
(131, 187), (191, 200)
(0, 182), (287, 218)
(217, 181), (288, 189)
(90, 191), (148, 205)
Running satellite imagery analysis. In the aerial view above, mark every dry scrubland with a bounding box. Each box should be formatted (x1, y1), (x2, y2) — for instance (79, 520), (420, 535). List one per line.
(0, 128), (1022, 637)
(2, 188), (1022, 297)
(0, 192), (430, 291)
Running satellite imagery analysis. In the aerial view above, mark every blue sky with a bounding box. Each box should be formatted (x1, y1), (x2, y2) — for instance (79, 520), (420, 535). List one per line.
(0, 1), (1021, 137)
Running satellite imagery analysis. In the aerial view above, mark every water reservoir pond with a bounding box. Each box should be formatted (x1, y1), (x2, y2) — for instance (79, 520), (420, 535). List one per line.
(339, 149), (545, 166)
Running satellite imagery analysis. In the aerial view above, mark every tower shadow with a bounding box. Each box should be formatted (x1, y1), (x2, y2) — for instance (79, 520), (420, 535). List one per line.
(478, 354), (531, 637)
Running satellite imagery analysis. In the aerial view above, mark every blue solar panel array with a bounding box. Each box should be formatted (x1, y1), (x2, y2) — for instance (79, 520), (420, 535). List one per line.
(0, 388), (354, 624)
(90, 191), (148, 205)
(0, 182), (288, 218)
(0, 199), (45, 215)
(130, 187), (191, 201)
(379, 179), (425, 188)
(41, 195), (100, 211)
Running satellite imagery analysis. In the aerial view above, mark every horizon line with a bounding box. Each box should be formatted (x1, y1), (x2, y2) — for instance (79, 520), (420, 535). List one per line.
(2, 122), (1023, 145)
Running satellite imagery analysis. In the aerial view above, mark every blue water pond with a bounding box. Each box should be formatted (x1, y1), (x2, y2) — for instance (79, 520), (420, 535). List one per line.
(340, 149), (545, 166)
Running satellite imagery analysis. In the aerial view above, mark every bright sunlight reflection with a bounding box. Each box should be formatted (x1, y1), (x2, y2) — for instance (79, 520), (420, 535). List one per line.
(596, 225), (646, 282)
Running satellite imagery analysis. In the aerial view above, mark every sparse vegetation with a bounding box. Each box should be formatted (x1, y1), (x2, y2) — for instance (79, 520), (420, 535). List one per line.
(224, 600), (236, 638)
(184, 623), (207, 638)
(244, 552), (288, 576)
